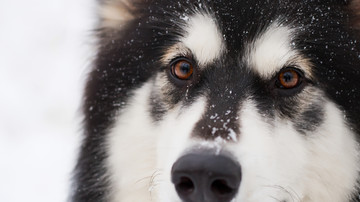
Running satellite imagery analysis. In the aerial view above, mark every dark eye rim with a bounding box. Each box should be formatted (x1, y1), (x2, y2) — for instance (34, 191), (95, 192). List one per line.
(168, 57), (197, 86)
(272, 66), (307, 96)
(276, 67), (303, 89)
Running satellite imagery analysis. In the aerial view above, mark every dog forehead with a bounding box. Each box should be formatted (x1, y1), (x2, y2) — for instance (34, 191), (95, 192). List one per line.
(160, 1), (319, 78)
(162, 12), (225, 66)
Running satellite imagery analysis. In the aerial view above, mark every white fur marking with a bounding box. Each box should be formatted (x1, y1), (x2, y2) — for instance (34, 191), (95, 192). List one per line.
(246, 22), (312, 79)
(107, 83), (159, 202)
(107, 81), (208, 202)
(230, 100), (359, 201)
(182, 13), (224, 66)
(155, 98), (208, 202)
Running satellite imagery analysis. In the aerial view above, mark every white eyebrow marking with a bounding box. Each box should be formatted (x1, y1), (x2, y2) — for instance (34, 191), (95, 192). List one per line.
(179, 12), (225, 66)
(161, 12), (225, 67)
(245, 21), (313, 79)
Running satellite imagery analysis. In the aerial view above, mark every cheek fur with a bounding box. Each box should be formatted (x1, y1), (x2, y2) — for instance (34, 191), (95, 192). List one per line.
(155, 97), (208, 201)
(227, 100), (359, 201)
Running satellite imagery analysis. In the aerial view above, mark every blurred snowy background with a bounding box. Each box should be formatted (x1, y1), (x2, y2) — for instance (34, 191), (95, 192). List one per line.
(0, 0), (97, 201)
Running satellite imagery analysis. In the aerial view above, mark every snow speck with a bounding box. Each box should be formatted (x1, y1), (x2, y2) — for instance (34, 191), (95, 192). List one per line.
(210, 113), (218, 120)
(228, 128), (238, 142)
(180, 15), (189, 21)
(198, 137), (225, 156)
(214, 137), (225, 155)
(225, 110), (232, 116)
(212, 127), (219, 135)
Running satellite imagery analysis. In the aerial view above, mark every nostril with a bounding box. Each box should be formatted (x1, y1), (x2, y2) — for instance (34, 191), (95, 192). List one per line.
(211, 179), (235, 196)
(176, 176), (195, 195)
(172, 153), (241, 202)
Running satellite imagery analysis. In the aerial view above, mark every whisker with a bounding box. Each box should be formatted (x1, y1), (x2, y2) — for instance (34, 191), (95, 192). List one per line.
(148, 169), (164, 201)
(263, 184), (301, 202)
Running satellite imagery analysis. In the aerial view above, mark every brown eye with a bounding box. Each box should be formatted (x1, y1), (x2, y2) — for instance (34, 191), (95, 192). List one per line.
(171, 59), (194, 80)
(278, 68), (301, 89)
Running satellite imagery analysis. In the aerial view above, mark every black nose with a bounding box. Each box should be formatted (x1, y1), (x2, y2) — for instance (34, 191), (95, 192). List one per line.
(171, 153), (241, 202)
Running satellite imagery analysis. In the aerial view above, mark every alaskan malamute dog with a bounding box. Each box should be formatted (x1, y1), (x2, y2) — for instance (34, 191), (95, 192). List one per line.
(72, 0), (360, 201)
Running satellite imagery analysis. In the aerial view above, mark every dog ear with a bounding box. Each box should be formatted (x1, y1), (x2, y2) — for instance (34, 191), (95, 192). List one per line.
(99, 0), (144, 29)
(348, 0), (360, 30)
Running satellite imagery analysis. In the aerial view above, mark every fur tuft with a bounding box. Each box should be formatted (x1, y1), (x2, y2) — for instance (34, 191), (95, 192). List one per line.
(99, 0), (140, 29)
(350, 0), (360, 29)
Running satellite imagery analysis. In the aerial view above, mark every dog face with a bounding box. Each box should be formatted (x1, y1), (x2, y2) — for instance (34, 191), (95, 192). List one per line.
(73, 1), (360, 202)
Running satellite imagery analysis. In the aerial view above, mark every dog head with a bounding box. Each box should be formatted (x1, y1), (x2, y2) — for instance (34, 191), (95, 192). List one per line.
(75, 1), (360, 202)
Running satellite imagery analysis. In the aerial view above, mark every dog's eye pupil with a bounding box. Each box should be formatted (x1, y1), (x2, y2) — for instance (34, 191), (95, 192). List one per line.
(278, 69), (300, 89)
(172, 60), (194, 80)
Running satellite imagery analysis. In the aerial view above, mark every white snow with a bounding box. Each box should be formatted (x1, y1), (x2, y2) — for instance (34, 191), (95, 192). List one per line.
(0, 0), (97, 201)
